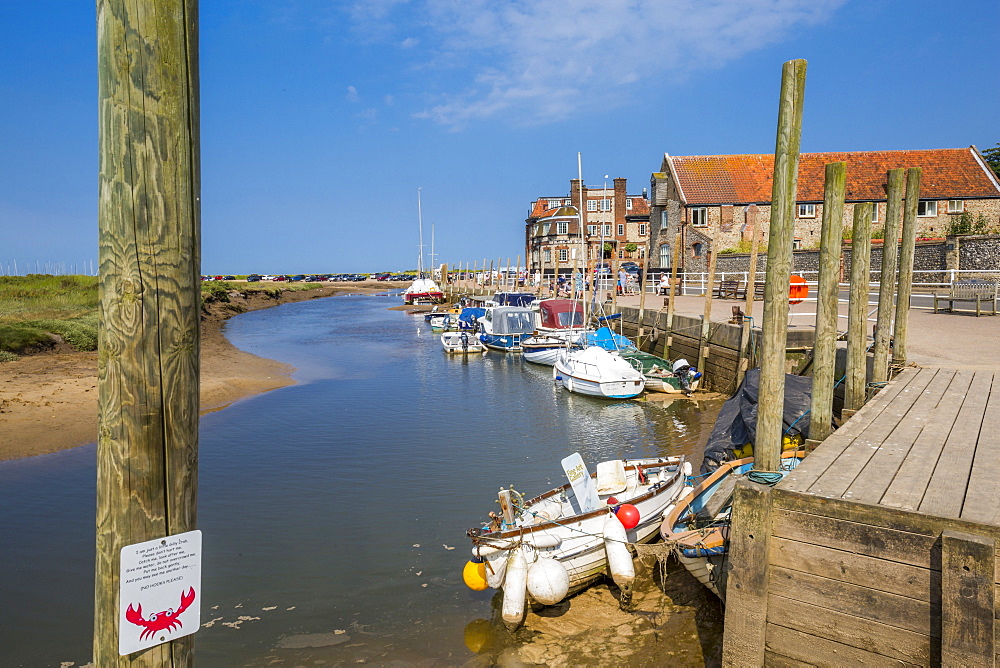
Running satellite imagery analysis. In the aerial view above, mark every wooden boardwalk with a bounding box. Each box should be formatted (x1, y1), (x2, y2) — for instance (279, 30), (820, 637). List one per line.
(722, 367), (1000, 666)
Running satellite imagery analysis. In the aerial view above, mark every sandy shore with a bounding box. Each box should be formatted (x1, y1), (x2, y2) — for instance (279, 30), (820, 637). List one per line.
(0, 282), (399, 462)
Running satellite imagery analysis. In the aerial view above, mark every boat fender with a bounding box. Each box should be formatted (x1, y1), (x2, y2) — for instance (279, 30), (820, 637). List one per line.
(603, 514), (635, 601)
(463, 556), (489, 591)
(472, 542), (510, 558)
(682, 461), (692, 478)
(501, 548), (528, 630)
(525, 534), (562, 549)
(526, 557), (570, 606)
(485, 552), (508, 589)
(649, 328), (659, 343)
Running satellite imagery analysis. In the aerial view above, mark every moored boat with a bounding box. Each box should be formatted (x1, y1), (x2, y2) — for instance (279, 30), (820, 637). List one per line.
(465, 453), (690, 628)
(521, 334), (579, 366)
(618, 352), (702, 394)
(476, 306), (536, 352)
(403, 278), (445, 305)
(441, 330), (487, 355)
(553, 346), (645, 399)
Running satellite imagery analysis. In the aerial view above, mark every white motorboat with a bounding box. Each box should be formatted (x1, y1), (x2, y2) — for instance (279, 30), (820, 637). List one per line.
(553, 346), (645, 399)
(440, 330), (487, 355)
(465, 453), (690, 629)
(403, 278), (444, 305)
(476, 306), (536, 352)
(521, 334), (578, 366)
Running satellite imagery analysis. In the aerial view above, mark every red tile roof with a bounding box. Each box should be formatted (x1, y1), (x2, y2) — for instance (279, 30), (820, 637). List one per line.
(669, 148), (1000, 205)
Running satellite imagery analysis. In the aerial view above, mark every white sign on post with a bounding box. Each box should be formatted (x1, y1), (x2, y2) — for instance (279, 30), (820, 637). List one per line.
(118, 530), (202, 656)
(561, 452), (600, 514)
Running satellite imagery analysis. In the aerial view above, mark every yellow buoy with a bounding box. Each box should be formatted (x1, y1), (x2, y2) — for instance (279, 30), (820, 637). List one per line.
(463, 558), (488, 591)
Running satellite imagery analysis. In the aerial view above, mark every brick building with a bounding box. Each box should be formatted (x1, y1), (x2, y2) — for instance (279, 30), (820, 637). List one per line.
(647, 147), (1000, 273)
(525, 178), (650, 275)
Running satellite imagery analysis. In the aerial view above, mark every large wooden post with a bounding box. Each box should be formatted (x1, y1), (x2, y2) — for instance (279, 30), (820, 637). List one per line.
(737, 205), (760, 386)
(662, 232), (683, 360)
(698, 250), (717, 379)
(893, 168), (922, 366)
(95, 0), (201, 665)
(845, 203), (873, 412)
(808, 162), (846, 442)
(637, 249), (650, 342)
(756, 59), (806, 472)
(872, 169), (905, 383)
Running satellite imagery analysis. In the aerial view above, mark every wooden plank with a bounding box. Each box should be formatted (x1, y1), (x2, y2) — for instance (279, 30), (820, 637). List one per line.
(848, 369), (962, 505)
(771, 536), (934, 600)
(941, 531), (996, 665)
(914, 371), (993, 518)
(771, 507), (938, 569)
(722, 480), (775, 666)
(764, 623), (919, 667)
(767, 595), (931, 664)
(803, 369), (940, 499)
(780, 367), (924, 492)
(769, 566), (936, 636)
(961, 374), (1000, 525)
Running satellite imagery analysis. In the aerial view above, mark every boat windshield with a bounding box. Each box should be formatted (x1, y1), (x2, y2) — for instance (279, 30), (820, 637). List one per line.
(501, 311), (535, 334)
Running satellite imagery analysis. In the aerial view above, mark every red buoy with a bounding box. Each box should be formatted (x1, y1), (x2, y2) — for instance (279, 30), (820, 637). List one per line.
(614, 504), (640, 530)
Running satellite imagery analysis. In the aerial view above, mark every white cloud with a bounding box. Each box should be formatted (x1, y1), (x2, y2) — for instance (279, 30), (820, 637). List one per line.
(346, 85), (359, 102)
(359, 0), (846, 127)
(400, 37), (419, 48)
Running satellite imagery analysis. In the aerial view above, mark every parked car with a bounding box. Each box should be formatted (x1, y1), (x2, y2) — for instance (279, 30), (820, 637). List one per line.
(274, 275), (287, 281)
(289, 274), (306, 281)
(223, 275), (236, 281)
(304, 275), (322, 282)
(259, 275), (276, 281)
(246, 274), (262, 282)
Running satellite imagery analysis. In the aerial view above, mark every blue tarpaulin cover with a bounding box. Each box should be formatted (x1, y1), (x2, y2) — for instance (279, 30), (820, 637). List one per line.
(582, 327), (636, 351)
(458, 307), (487, 323)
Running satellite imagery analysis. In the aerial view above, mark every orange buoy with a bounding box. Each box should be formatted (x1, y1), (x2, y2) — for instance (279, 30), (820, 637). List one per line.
(789, 275), (808, 305)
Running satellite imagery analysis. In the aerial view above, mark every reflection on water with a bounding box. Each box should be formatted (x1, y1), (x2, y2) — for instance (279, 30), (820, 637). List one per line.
(0, 294), (722, 666)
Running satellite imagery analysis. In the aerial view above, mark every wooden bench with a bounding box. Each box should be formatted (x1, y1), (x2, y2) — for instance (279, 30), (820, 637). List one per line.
(713, 279), (747, 299)
(754, 281), (766, 301)
(933, 281), (998, 316)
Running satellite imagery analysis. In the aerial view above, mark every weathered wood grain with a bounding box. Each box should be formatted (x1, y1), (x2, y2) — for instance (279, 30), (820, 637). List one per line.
(770, 536), (934, 598)
(769, 566), (936, 636)
(941, 531), (995, 665)
(767, 594), (931, 664)
(845, 202), (872, 411)
(960, 375), (1000, 525)
(845, 369), (956, 504)
(764, 624), (918, 667)
(780, 367), (922, 492)
(893, 168), (921, 365)
(803, 369), (938, 498)
(756, 59), (807, 472)
(722, 480), (775, 666)
(919, 372), (994, 519)
(878, 370), (975, 512)
(809, 162), (846, 441)
(95, 0), (200, 665)
(871, 169), (905, 384)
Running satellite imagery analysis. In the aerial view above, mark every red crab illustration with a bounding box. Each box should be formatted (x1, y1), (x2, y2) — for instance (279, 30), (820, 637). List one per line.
(126, 587), (196, 641)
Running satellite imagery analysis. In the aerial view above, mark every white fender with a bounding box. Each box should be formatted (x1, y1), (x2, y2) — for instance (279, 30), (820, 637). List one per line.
(485, 552), (508, 589)
(526, 557), (569, 606)
(501, 548), (528, 630)
(682, 461), (692, 478)
(604, 514), (635, 591)
(472, 533), (561, 559)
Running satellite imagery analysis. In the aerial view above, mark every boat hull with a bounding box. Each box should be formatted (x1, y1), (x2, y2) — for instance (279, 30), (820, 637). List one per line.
(478, 332), (528, 352)
(473, 458), (689, 600)
(441, 332), (487, 354)
(552, 349), (645, 399)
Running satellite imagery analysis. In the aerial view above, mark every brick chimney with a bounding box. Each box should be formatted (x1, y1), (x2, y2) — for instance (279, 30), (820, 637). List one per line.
(614, 178), (627, 232)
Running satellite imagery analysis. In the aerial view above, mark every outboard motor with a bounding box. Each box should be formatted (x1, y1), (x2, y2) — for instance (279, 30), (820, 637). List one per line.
(460, 332), (470, 351)
(672, 358), (701, 395)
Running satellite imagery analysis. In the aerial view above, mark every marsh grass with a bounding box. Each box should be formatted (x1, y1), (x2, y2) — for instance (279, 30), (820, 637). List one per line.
(0, 275), (315, 357)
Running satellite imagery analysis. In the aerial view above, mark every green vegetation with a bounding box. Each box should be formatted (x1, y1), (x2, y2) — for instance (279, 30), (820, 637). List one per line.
(718, 240), (756, 254)
(0, 275), (100, 357)
(982, 143), (1000, 178)
(0, 275), (315, 360)
(945, 212), (994, 236)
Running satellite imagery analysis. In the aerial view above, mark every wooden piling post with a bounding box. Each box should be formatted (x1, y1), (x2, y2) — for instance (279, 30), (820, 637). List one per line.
(505, 257), (511, 289)
(893, 168), (922, 367)
(941, 530), (996, 665)
(698, 250), (717, 379)
(737, 205), (760, 386)
(756, 59), (807, 472)
(515, 254), (522, 289)
(95, 0), (200, 664)
(808, 162), (846, 442)
(662, 232), (683, 360)
(872, 169), (904, 383)
(845, 202), (873, 412)
(637, 251), (650, 342)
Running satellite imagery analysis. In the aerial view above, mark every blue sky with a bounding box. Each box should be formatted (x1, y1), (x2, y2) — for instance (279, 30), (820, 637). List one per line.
(2, 0), (997, 274)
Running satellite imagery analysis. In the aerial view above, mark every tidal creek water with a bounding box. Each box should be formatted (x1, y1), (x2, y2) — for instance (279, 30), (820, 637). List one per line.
(0, 293), (722, 665)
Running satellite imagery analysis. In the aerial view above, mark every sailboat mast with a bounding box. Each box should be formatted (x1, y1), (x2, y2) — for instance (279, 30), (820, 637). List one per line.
(577, 152), (588, 325)
(417, 188), (425, 277)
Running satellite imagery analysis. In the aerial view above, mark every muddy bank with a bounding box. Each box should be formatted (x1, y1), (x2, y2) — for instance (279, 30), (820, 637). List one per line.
(0, 283), (399, 462)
